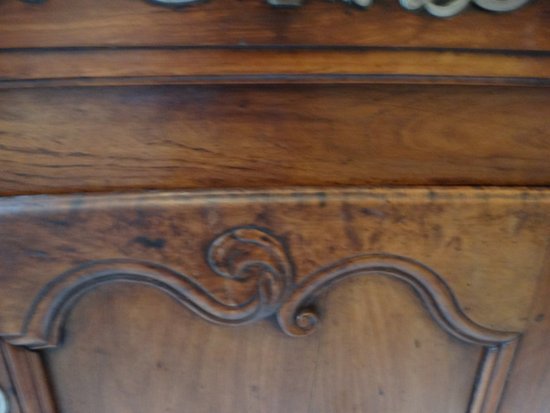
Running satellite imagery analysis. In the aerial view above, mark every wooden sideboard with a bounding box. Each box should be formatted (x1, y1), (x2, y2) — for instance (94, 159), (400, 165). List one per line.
(0, 1), (549, 412)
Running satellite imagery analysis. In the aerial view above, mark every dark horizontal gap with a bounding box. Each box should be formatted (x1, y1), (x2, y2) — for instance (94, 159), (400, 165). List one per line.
(1, 74), (549, 88)
(0, 44), (549, 57)
(1, 184), (549, 199)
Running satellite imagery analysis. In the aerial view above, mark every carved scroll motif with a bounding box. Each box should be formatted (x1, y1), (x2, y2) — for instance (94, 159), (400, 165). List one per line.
(3, 225), (522, 413)
(397, 0), (531, 17)
(10, 227), (292, 348)
(10, 226), (518, 350)
(21, 0), (532, 18)
(269, 0), (530, 17)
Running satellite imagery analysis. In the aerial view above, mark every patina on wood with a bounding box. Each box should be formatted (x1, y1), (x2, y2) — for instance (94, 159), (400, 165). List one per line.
(0, 188), (548, 412)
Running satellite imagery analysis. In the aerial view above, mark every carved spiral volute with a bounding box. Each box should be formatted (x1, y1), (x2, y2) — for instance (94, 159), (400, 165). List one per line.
(208, 227), (293, 317)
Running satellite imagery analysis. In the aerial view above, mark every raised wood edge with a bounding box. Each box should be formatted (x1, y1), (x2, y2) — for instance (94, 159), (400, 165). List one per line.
(4, 225), (519, 350)
(1, 48), (549, 88)
(0, 342), (56, 413)
(276, 254), (518, 345)
(468, 341), (520, 413)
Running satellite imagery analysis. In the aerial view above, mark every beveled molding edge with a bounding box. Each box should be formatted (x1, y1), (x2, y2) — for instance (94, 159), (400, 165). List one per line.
(20, 0), (532, 18)
(9, 226), (518, 349)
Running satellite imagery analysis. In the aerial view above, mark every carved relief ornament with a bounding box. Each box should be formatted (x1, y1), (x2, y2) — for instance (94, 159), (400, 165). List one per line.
(266, 0), (531, 17)
(22, 0), (532, 18)
(4, 225), (522, 413)
(11, 226), (517, 349)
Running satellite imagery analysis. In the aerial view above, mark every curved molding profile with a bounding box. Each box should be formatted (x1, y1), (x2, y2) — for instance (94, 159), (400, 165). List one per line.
(9, 226), (518, 351)
(10, 226), (292, 349)
(21, 0), (532, 18)
(277, 254), (517, 345)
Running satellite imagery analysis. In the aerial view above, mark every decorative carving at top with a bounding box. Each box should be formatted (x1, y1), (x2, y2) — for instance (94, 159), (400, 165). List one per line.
(21, 0), (532, 18)
(269, 0), (530, 17)
(9, 226), (518, 350)
(207, 226), (293, 318)
(397, 0), (530, 17)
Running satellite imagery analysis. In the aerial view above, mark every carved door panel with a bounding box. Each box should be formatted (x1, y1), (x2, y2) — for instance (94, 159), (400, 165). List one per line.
(0, 188), (548, 413)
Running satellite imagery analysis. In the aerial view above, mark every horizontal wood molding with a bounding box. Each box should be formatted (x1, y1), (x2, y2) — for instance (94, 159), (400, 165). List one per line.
(1, 48), (549, 87)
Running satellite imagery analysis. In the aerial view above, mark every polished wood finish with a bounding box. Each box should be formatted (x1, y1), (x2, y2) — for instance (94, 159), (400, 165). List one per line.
(1, 0), (547, 87)
(1, 0), (548, 410)
(499, 248), (550, 413)
(1, 188), (548, 336)
(0, 189), (550, 412)
(1, 85), (549, 196)
(2, 188), (547, 412)
(0, 0), (547, 50)
(2, 48), (549, 85)
(44, 280), (482, 413)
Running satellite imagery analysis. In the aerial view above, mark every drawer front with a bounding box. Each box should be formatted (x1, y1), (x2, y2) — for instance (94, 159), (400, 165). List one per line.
(1, 2), (548, 86)
(1, 84), (549, 196)
(0, 188), (548, 412)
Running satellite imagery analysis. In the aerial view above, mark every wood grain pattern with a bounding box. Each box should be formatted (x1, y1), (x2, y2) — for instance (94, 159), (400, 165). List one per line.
(0, 188), (546, 412)
(498, 247), (550, 413)
(0, 187), (548, 336)
(1, 0), (548, 409)
(0, 0), (547, 50)
(2, 48), (548, 85)
(1, 85), (549, 196)
(8, 229), (521, 412)
(43, 279), (483, 413)
(10, 243), (518, 349)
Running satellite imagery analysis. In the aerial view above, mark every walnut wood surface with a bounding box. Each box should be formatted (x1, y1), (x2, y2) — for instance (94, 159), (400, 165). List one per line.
(2, 48), (548, 86)
(0, 188), (547, 412)
(0, 0), (547, 50)
(1, 85), (549, 195)
(11, 252), (517, 349)
(499, 247), (550, 413)
(1, 0), (548, 410)
(44, 279), (482, 413)
(0, 188), (548, 337)
(1, 1), (547, 86)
